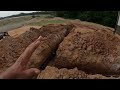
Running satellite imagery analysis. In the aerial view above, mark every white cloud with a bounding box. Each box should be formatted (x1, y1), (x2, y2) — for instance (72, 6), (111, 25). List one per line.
(0, 11), (36, 17)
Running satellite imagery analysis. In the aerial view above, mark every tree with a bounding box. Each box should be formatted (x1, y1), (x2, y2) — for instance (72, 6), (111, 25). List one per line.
(53, 11), (118, 28)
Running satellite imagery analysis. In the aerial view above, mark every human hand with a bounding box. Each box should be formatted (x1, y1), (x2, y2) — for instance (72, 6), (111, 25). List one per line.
(0, 36), (43, 79)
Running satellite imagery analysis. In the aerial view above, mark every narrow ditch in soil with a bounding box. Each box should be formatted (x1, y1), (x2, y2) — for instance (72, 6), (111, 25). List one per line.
(39, 26), (75, 70)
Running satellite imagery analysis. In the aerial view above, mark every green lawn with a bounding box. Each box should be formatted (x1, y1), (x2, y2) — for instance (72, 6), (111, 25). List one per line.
(0, 14), (67, 32)
(0, 16), (32, 26)
(27, 19), (67, 26)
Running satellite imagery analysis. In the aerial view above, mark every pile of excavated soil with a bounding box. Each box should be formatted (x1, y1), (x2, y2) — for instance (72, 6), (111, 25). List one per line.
(54, 24), (120, 75)
(8, 26), (41, 38)
(0, 24), (74, 73)
(1, 21), (120, 79)
(68, 20), (114, 32)
(37, 66), (119, 79)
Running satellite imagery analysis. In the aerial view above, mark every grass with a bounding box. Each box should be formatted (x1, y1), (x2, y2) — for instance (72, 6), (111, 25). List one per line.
(0, 16), (33, 32)
(27, 19), (66, 26)
(0, 14), (67, 32)
(0, 23), (24, 32)
(0, 16), (32, 26)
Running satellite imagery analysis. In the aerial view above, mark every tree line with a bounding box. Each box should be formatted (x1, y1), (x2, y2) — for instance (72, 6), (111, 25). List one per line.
(0, 11), (118, 28)
(52, 11), (118, 28)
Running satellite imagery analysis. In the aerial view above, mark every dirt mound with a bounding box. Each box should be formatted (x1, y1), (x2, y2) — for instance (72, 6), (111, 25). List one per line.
(1, 21), (120, 78)
(68, 20), (114, 32)
(55, 26), (120, 75)
(8, 26), (41, 38)
(37, 66), (115, 79)
(0, 24), (74, 73)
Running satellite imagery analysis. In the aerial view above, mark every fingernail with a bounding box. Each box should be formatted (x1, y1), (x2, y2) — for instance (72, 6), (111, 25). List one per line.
(35, 70), (40, 74)
(38, 36), (42, 40)
(35, 41), (40, 45)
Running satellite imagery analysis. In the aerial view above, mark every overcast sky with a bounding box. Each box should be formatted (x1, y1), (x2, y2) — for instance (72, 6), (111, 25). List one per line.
(0, 11), (36, 17)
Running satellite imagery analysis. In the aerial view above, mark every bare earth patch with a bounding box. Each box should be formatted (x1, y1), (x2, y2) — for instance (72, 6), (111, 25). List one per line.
(8, 26), (41, 38)
(1, 18), (120, 79)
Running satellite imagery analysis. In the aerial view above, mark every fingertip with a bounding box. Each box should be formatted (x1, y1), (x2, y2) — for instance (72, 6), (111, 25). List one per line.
(35, 69), (40, 74)
(38, 36), (42, 40)
(35, 41), (40, 45)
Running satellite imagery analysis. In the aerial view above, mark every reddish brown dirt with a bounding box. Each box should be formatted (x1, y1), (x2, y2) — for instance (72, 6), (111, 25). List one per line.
(0, 24), (74, 73)
(55, 25), (120, 75)
(8, 26), (41, 38)
(37, 66), (114, 79)
(1, 22), (120, 79)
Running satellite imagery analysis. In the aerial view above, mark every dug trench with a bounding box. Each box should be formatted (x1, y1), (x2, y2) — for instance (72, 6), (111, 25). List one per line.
(54, 23), (120, 76)
(0, 24), (75, 74)
(37, 22), (120, 79)
(1, 23), (120, 79)
(39, 25), (76, 70)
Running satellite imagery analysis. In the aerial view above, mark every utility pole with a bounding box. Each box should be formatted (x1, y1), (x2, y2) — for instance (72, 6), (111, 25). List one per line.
(114, 11), (120, 34)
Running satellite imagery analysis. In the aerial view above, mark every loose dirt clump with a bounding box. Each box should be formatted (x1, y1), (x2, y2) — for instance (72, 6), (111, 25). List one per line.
(37, 66), (114, 79)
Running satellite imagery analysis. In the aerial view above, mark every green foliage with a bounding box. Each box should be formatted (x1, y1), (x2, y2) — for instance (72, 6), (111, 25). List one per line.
(32, 15), (35, 18)
(54, 11), (118, 28)
(27, 19), (66, 26)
